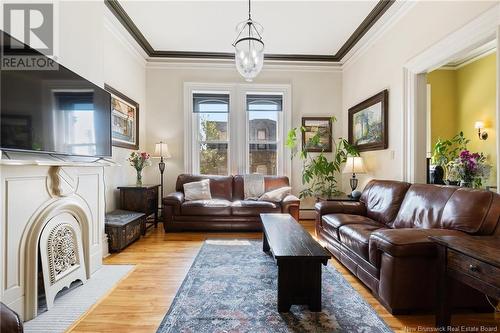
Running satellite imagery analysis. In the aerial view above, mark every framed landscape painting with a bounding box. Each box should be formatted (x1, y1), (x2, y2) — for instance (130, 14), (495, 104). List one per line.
(301, 117), (333, 152)
(348, 90), (388, 152)
(105, 84), (139, 150)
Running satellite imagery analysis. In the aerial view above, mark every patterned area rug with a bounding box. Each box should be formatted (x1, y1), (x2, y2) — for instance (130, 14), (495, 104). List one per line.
(157, 240), (392, 333)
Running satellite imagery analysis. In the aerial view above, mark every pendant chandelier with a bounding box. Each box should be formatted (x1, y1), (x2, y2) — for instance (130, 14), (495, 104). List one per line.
(232, 0), (264, 82)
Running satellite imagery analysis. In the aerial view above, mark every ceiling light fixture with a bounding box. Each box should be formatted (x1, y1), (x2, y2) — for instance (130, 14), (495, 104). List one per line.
(232, 0), (264, 82)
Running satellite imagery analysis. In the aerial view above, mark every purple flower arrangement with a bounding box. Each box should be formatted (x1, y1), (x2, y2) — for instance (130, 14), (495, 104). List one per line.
(448, 150), (490, 188)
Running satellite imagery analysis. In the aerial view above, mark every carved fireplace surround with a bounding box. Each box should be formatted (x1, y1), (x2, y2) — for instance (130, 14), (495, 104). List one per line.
(0, 159), (108, 321)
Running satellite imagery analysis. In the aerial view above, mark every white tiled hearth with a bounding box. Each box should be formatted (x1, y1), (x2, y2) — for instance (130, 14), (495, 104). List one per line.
(0, 160), (107, 321)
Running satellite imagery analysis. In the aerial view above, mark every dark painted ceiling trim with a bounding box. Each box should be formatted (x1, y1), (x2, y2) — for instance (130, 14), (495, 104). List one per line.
(105, 0), (395, 62)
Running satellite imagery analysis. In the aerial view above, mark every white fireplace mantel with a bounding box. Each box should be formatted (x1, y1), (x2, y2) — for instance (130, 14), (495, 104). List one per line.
(0, 162), (107, 321)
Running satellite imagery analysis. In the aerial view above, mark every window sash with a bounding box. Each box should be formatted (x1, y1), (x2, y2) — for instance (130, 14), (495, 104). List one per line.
(186, 84), (290, 177)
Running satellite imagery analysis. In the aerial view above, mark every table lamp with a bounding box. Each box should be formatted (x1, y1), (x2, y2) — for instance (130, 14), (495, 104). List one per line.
(342, 156), (366, 196)
(152, 141), (172, 215)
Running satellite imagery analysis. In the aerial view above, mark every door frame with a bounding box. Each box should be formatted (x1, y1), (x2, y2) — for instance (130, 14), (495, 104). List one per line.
(402, 4), (500, 190)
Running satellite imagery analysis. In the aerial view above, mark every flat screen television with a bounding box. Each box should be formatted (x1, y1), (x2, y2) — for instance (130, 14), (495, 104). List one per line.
(0, 30), (112, 157)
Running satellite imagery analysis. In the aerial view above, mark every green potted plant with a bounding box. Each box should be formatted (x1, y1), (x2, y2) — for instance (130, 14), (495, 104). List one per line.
(431, 132), (469, 183)
(286, 116), (358, 199)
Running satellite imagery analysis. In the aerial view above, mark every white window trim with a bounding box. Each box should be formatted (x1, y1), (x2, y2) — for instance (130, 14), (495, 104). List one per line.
(184, 82), (292, 177)
(183, 83), (236, 174)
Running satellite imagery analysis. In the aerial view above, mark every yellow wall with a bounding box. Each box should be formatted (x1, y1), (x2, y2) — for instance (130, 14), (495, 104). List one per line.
(457, 53), (497, 185)
(427, 52), (497, 187)
(427, 70), (458, 147)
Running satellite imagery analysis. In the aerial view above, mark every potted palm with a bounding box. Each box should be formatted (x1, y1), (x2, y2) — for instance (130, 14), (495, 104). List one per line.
(286, 116), (358, 199)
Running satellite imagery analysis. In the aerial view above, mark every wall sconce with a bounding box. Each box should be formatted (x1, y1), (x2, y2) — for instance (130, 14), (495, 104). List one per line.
(474, 121), (488, 140)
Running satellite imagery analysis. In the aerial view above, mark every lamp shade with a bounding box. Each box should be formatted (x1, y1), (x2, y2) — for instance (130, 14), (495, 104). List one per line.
(342, 156), (366, 174)
(153, 142), (171, 159)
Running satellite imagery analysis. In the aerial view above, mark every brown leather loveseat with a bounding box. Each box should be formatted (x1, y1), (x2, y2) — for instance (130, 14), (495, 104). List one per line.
(315, 179), (499, 313)
(163, 174), (300, 231)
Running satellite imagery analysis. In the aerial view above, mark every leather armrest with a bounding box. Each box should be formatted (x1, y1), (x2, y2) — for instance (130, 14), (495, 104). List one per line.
(314, 201), (366, 216)
(369, 228), (466, 266)
(1, 302), (23, 333)
(162, 192), (184, 215)
(281, 194), (300, 221)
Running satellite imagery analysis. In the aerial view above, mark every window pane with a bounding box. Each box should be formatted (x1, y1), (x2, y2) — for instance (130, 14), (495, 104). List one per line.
(247, 94), (282, 111)
(249, 143), (277, 175)
(200, 143), (228, 175)
(248, 111), (277, 141)
(199, 113), (228, 141)
(193, 93), (229, 113)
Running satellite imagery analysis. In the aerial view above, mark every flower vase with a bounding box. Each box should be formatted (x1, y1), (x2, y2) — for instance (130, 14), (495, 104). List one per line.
(460, 180), (472, 188)
(136, 169), (143, 186)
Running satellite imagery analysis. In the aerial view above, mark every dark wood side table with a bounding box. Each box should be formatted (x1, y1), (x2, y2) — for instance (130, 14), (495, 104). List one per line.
(429, 235), (500, 330)
(118, 185), (160, 232)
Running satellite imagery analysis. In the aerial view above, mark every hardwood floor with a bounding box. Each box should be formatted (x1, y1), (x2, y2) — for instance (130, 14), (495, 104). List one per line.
(69, 221), (499, 333)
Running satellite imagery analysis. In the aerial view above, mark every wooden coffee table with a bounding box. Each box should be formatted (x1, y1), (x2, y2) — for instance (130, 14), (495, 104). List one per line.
(261, 213), (331, 312)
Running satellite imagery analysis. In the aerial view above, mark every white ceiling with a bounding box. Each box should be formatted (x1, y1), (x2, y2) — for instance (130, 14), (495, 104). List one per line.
(120, 1), (378, 55)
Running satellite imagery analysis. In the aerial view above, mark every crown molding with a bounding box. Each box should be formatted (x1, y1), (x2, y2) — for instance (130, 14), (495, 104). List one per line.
(342, 0), (417, 70)
(104, 0), (395, 63)
(146, 58), (342, 73)
(440, 40), (496, 70)
(104, 9), (147, 68)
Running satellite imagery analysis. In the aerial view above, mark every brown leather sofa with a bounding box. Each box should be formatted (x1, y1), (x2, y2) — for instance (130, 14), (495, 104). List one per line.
(315, 179), (499, 313)
(1, 302), (23, 333)
(163, 174), (300, 231)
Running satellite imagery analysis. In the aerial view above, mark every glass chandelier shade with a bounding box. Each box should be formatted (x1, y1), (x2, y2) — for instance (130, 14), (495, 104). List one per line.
(233, 0), (264, 82)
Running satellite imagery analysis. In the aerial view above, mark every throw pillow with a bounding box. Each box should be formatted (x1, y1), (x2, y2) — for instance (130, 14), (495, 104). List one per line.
(259, 186), (292, 202)
(184, 179), (212, 201)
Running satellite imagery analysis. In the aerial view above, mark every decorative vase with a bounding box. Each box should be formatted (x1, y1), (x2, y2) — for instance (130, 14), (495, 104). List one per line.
(460, 180), (472, 188)
(136, 169), (143, 186)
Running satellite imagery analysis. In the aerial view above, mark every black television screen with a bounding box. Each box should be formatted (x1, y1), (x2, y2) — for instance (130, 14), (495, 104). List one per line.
(0, 31), (112, 157)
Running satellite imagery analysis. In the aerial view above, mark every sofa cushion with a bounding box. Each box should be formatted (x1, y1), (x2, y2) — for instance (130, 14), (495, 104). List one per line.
(176, 174), (233, 201)
(181, 199), (232, 216)
(360, 180), (411, 226)
(368, 228), (466, 267)
(339, 224), (387, 260)
(259, 186), (291, 202)
(322, 214), (381, 241)
(183, 179), (212, 201)
(233, 175), (290, 200)
(231, 200), (281, 216)
(392, 184), (456, 229)
(441, 188), (500, 235)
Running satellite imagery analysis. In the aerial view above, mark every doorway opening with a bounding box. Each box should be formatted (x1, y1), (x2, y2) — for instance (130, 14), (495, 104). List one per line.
(426, 41), (497, 190)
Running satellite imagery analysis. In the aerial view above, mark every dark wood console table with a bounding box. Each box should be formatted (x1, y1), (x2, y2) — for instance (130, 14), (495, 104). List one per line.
(429, 235), (500, 330)
(118, 185), (160, 232)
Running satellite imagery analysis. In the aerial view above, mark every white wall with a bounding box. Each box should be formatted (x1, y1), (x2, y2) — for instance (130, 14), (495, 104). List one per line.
(342, 1), (498, 191)
(55, 1), (147, 211)
(144, 64), (342, 205)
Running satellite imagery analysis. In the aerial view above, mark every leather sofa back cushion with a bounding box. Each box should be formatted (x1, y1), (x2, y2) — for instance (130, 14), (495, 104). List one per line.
(360, 180), (411, 226)
(392, 184), (456, 229)
(176, 174), (233, 201)
(441, 188), (500, 235)
(233, 175), (289, 200)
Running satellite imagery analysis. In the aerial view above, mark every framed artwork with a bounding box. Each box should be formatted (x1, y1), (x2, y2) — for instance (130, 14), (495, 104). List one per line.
(105, 84), (139, 150)
(348, 90), (388, 152)
(301, 117), (333, 152)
